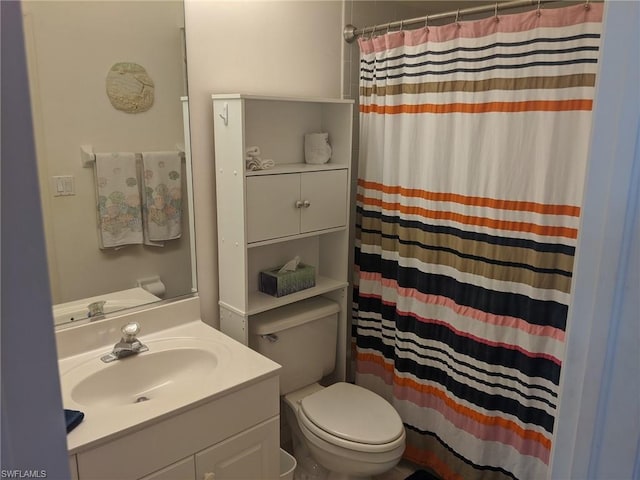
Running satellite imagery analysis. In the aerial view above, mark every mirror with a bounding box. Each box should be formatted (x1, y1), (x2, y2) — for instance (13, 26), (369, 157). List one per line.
(22, 1), (196, 327)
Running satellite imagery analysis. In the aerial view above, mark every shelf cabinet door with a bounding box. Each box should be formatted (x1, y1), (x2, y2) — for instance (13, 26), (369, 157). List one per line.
(195, 418), (279, 480)
(246, 169), (349, 243)
(246, 174), (300, 243)
(300, 169), (348, 233)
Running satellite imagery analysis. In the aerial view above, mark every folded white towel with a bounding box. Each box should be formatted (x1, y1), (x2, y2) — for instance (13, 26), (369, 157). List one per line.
(141, 152), (182, 244)
(94, 152), (143, 249)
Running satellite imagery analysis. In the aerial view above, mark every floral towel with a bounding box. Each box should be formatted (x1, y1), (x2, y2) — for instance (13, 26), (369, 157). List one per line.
(141, 152), (182, 243)
(95, 152), (143, 248)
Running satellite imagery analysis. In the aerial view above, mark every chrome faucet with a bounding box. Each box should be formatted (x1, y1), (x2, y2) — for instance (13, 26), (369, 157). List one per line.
(101, 322), (148, 363)
(87, 300), (106, 318)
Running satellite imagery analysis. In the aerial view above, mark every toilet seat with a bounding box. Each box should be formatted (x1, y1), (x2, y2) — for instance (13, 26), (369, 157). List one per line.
(298, 382), (405, 453)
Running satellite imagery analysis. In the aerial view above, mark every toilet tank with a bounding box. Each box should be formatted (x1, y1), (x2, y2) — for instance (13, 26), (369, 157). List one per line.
(249, 297), (339, 395)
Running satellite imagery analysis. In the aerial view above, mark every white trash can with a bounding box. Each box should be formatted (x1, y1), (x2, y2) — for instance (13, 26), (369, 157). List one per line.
(280, 449), (297, 480)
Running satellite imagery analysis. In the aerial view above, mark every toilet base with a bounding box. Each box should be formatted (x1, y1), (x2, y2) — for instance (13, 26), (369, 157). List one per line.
(287, 402), (328, 480)
(292, 437), (328, 480)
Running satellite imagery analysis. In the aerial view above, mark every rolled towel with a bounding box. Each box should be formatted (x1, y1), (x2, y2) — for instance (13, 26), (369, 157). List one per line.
(246, 157), (262, 171)
(245, 146), (261, 157)
(260, 158), (275, 169)
(246, 157), (275, 171)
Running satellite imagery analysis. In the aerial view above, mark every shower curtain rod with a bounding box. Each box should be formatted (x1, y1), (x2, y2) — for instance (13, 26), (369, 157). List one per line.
(343, 0), (567, 43)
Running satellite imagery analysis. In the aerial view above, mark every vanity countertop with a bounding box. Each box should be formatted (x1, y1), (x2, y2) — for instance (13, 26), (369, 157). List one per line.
(57, 297), (280, 454)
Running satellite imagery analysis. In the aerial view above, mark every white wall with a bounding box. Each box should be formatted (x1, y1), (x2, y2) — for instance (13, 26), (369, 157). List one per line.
(184, 0), (343, 326)
(23, 1), (192, 304)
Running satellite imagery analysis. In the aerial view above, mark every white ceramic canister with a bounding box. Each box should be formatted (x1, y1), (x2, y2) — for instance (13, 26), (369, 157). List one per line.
(304, 133), (332, 164)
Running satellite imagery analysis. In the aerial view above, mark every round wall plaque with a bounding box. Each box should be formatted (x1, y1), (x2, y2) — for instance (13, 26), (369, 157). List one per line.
(106, 62), (155, 113)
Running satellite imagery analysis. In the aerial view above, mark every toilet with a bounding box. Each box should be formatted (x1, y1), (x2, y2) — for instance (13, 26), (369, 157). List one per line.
(249, 297), (406, 480)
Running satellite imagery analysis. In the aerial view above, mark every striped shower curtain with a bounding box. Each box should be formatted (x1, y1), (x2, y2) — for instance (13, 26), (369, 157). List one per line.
(353, 4), (603, 479)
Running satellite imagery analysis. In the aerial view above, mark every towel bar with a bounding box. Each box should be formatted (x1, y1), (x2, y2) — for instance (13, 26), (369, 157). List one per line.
(80, 144), (185, 168)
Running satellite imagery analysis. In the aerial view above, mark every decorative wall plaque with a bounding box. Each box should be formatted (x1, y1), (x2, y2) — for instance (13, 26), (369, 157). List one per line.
(105, 62), (154, 113)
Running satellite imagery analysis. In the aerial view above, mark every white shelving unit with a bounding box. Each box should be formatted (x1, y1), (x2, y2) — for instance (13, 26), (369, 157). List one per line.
(212, 94), (353, 382)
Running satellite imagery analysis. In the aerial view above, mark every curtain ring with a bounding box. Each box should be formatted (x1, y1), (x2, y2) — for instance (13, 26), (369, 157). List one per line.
(425, 14), (429, 32)
(455, 9), (461, 28)
(495, 2), (500, 22)
(537, 0), (542, 17)
(584, 0), (591, 10)
(400, 20), (404, 31)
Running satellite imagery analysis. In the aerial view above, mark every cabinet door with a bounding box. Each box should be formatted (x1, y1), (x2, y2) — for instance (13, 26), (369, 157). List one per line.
(195, 418), (279, 480)
(69, 456), (79, 480)
(300, 169), (348, 233)
(139, 456), (195, 480)
(246, 174), (300, 243)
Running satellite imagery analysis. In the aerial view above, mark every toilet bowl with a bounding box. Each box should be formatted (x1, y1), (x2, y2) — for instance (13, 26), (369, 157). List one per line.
(249, 297), (406, 480)
(285, 382), (405, 480)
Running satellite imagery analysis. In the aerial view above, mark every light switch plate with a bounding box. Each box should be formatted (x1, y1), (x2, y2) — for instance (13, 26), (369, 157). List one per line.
(52, 175), (75, 196)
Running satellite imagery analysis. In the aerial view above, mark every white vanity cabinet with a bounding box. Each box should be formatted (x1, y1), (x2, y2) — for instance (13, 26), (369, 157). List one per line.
(139, 418), (279, 480)
(72, 376), (280, 480)
(58, 300), (282, 480)
(212, 94), (353, 382)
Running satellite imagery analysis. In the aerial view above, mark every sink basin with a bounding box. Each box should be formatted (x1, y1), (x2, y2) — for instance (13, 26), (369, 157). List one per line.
(61, 338), (227, 408)
(56, 304), (282, 454)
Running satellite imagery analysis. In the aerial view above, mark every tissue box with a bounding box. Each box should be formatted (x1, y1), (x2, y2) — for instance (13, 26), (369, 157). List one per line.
(259, 263), (316, 297)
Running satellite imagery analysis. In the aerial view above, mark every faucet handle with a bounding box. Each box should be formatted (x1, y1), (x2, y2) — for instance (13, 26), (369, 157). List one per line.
(121, 322), (141, 342)
(87, 300), (106, 317)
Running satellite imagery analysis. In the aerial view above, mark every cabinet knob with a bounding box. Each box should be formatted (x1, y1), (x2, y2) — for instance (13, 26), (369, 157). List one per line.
(295, 200), (304, 209)
(203, 473), (215, 480)
(303, 200), (311, 208)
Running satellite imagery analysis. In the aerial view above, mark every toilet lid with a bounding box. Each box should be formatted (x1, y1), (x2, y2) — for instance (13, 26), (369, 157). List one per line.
(300, 382), (404, 445)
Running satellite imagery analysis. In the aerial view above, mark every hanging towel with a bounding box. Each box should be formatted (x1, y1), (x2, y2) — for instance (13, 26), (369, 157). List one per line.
(95, 152), (143, 248)
(141, 151), (182, 243)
